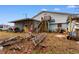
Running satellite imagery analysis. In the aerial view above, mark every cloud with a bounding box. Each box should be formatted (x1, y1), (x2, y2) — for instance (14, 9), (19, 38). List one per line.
(53, 8), (60, 11)
(67, 5), (77, 8)
(74, 12), (79, 14)
(41, 8), (47, 11)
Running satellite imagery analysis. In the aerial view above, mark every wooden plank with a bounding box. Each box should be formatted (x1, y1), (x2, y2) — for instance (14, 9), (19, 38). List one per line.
(0, 36), (23, 47)
(31, 33), (47, 46)
(35, 20), (48, 33)
(0, 36), (19, 45)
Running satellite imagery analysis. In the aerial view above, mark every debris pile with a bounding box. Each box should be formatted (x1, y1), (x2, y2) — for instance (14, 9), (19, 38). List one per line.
(0, 36), (24, 47)
(31, 33), (47, 46)
(0, 33), (47, 54)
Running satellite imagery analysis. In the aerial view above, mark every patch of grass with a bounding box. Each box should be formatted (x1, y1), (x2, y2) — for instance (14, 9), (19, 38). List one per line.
(32, 49), (79, 54)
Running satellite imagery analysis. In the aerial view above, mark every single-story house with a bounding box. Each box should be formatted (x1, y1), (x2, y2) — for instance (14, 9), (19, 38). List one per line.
(10, 18), (40, 32)
(10, 11), (79, 32)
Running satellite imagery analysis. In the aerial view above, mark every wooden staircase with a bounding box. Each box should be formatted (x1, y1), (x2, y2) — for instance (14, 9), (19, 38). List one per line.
(35, 20), (48, 33)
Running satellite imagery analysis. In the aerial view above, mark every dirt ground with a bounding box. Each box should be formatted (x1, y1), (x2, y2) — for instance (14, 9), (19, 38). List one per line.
(0, 31), (79, 54)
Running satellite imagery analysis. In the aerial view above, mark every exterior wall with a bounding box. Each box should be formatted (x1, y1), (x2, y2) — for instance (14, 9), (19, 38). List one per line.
(62, 23), (68, 29)
(48, 24), (57, 32)
(48, 23), (68, 32)
(14, 21), (40, 31)
(15, 22), (24, 30)
(33, 21), (40, 28)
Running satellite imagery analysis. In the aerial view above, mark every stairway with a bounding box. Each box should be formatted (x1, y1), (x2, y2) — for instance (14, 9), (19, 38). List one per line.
(35, 20), (48, 33)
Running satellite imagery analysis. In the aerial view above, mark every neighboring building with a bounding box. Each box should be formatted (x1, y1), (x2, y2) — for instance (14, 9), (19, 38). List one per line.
(0, 25), (10, 31)
(10, 11), (79, 32)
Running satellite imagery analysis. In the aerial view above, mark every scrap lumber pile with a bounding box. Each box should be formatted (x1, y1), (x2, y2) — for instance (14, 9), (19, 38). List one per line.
(31, 33), (47, 46)
(0, 36), (24, 47)
(0, 33), (47, 54)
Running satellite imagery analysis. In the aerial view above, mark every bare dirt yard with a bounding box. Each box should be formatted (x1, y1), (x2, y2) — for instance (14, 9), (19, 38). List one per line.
(0, 31), (79, 54)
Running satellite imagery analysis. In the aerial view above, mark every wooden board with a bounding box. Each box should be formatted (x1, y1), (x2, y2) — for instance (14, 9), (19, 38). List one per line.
(31, 33), (47, 46)
(35, 20), (48, 33)
(0, 36), (24, 47)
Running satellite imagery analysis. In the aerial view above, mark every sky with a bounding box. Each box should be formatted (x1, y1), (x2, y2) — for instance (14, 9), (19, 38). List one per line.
(0, 5), (79, 26)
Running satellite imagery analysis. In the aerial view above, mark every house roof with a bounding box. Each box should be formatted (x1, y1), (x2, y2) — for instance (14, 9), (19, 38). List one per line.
(9, 18), (40, 23)
(32, 11), (79, 19)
